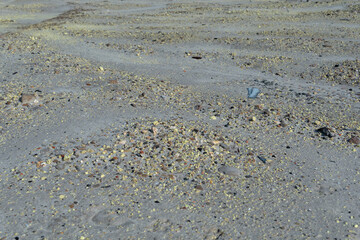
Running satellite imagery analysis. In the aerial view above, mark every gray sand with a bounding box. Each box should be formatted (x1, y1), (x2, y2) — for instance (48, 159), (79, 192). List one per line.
(0, 0), (359, 239)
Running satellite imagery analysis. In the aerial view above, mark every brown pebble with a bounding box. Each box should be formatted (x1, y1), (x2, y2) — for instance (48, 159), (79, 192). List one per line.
(20, 93), (41, 105)
(109, 80), (118, 84)
(348, 136), (360, 144)
(195, 185), (204, 190)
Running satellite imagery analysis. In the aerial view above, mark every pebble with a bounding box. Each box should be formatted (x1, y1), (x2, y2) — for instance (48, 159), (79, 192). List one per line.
(257, 156), (267, 163)
(55, 163), (65, 170)
(195, 185), (204, 190)
(108, 80), (118, 84)
(219, 143), (228, 149)
(194, 104), (203, 110)
(160, 95), (170, 101)
(348, 136), (360, 144)
(20, 93), (41, 105)
(263, 109), (271, 116)
(316, 127), (334, 138)
(247, 87), (260, 98)
(218, 166), (242, 176)
(280, 120), (288, 127)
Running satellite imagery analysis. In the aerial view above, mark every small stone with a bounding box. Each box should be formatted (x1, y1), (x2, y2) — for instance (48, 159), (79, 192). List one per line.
(219, 143), (228, 149)
(348, 136), (360, 144)
(109, 80), (118, 84)
(249, 116), (256, 122)
(160, 95), (169, 101)
(257, 156), (267, 163)
(195, 185), (203, 190)
(218, 166), (242, 176)
(316, 127), (334, 138)
(20, 93), (41, 105)
(55, 163), (65, 170)
(263, 109), (271, 116)
(195, 104), (203, 110)
(247, 87), (260, 98)
(280, 120), (288, 127)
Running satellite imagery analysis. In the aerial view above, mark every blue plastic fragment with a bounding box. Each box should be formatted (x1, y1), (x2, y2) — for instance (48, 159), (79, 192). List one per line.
(257, 156), (266, 163)
(247, 87), (260, 98)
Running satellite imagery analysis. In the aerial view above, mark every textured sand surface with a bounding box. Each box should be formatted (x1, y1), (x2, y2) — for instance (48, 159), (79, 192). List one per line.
(0, 0), (359, 239)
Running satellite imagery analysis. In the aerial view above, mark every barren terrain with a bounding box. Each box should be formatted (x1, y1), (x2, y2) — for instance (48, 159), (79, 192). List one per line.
(0, 0), (359, 239)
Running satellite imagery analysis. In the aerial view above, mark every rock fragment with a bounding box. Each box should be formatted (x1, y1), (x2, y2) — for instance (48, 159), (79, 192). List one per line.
(257, 156), (267, 163)
(316, 127), (334, 138)
(218, 166), (242, 176)
(108, 80), (118, 84)
(348, 136), (360, 144)
(195, 185), (204, 190)
(20, 93), (41, 106)
(247, 87), (260, 98)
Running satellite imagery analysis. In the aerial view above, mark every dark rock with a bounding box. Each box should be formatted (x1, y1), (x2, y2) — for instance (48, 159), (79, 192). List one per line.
(219, 143), (228, 149)
(257, 156), (267, 163)
(316, 127), (334, 138)
(262, 109), (271, 116)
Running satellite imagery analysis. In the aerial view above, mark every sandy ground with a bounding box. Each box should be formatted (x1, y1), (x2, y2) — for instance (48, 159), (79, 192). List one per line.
(0, 0), (360, 239)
